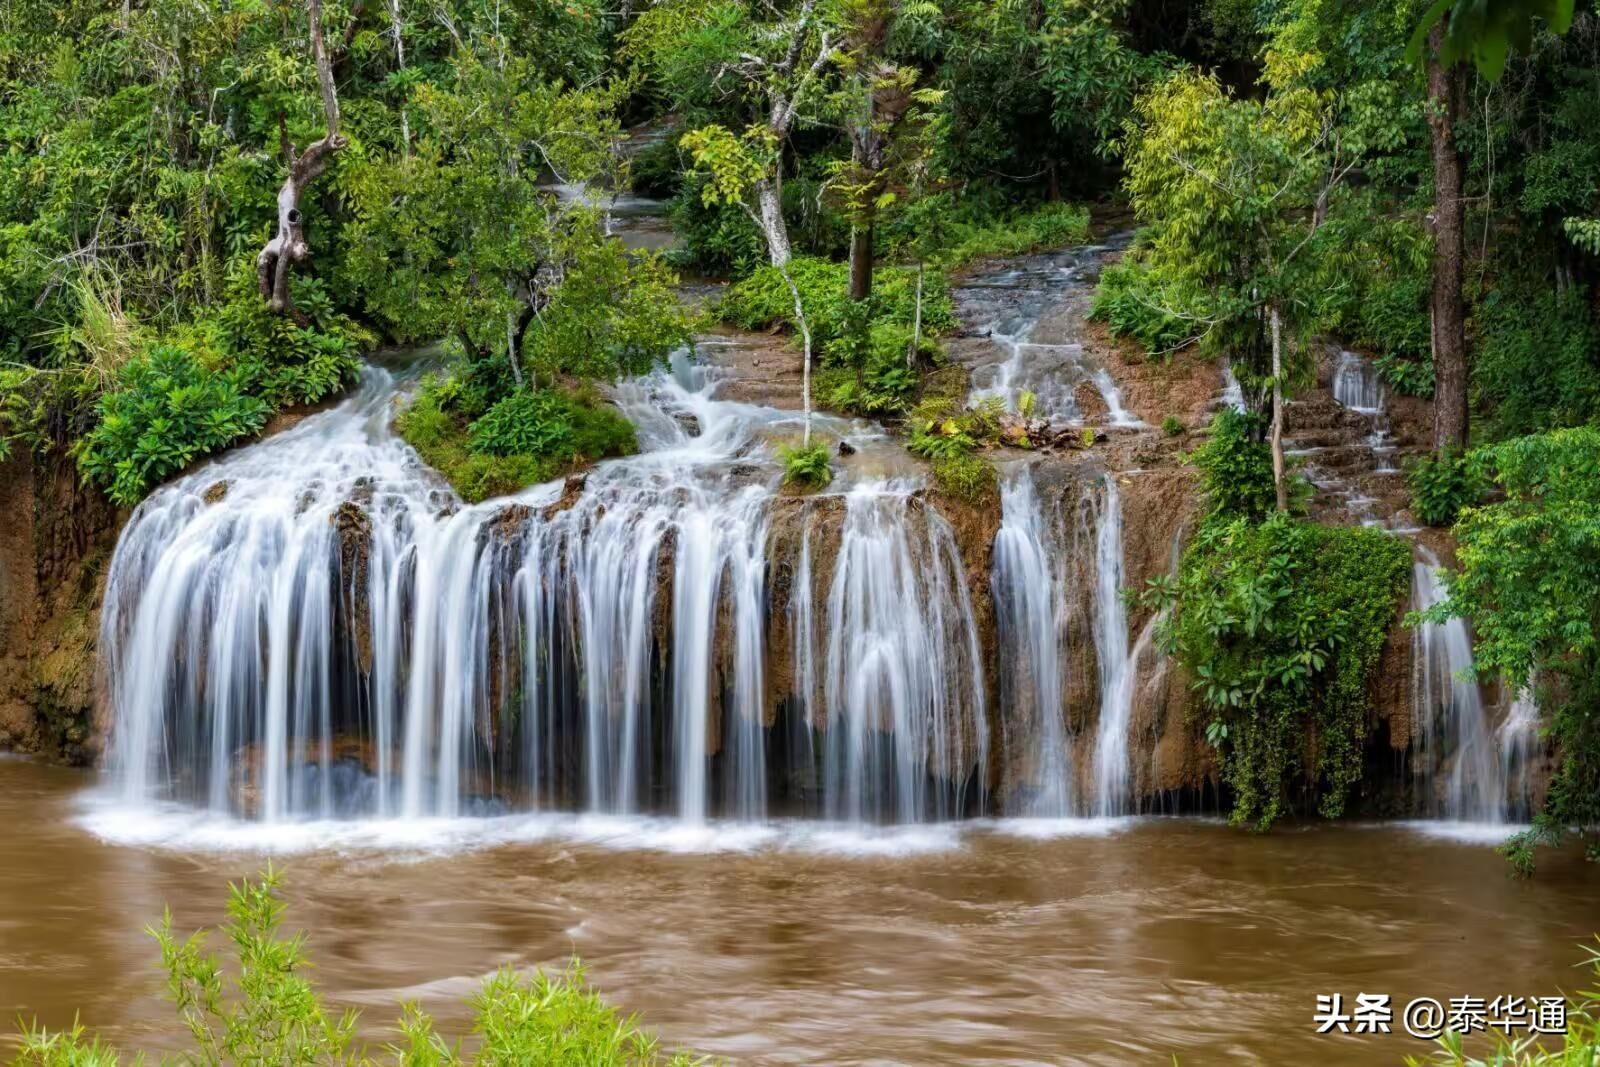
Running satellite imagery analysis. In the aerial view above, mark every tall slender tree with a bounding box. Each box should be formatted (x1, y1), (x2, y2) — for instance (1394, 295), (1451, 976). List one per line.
(256, 0), (347, 323)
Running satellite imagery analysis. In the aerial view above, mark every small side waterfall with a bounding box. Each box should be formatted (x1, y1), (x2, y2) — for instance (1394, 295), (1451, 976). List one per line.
(1498, 687), (1542, 823)
(1331, 349), (1384, 413)
(1410, 549), (1505, 822)
(1091, 476), (1136, 816)
(992, 469), (1072, 815)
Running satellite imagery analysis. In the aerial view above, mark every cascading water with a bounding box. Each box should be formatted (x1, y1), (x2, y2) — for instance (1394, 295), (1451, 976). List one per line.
(820, 483), (988, 823)
(100, 350), (994, 828)
(1090, 475), (1136, 816)
(1498, 686), (1542, 823)
(1409, 549), (1505, 823)
(1330, 349), (1399, 476)
(991, 468), (1073, 815)
(961, 242), (1142, 427)
(1331, 349), (1384, 413)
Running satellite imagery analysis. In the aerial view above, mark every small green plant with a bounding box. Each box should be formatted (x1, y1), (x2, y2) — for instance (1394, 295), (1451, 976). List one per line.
(1161, 415), (1184, 437)
(1080, 426), (1096, 448)
(779, 441), (833, 489)
(13, 869), (703, 1066)
(1406, 450), (1484, 527)
(930, 450), (997, 503)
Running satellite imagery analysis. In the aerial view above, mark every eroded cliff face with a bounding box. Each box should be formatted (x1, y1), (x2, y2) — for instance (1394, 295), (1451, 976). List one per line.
(0, 450), (120, 764)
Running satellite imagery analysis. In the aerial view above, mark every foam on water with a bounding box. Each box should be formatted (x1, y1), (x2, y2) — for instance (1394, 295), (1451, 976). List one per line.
(74, 789), (963, 858)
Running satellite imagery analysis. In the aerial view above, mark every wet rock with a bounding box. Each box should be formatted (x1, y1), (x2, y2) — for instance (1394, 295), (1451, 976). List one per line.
(202, 480), (230, 505)
(332, 502), (374, 674)
(837, 439), (857, 457)
(540, 475), (587, 521)
(0, 449), (119, 764)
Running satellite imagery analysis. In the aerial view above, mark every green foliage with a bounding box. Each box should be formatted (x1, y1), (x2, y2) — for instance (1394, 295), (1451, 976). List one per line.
(927, 202), (1093, 267)
(1151, 513), (1410, 828)
(1409, 0), (1577, 80)
(1475, 288), (1600, 441)
(1188, 410), (1282, 522)
(718, 256), (954, 350)
(397, 379), (635, 504)
(1406, 449), (1485, 527)
(929, 450), (998, 502)
(906, 396), (1000, 502)
(779, 442), (833, 489)
(1089, 255), (1195, 356)
(1120, 69), (1333, 379)
(13, 869), (700, 1066)
(77, 345), (270, 507)
(1161, 415), (1185, 437)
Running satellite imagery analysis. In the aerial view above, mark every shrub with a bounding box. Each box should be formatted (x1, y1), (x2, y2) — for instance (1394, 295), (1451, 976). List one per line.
(718, 256), (955, 351)
(13, 870), (701, 1066)
(904, 396), (1000, 502)
(1161, 414), (1184, 437)
(398, 380), (636, 503)
(206, 270), (366, 407)
(930, 450), (997, 503)
(1406, 449), (1484, 527)
(779, 441), (833, 489)
(1150, 514), (1410, 828)
(1188, 409), (1280, 520)
(1090, 256), (1194, 356)
(818, 319), (927, 416)
(78, 345), (270, 506)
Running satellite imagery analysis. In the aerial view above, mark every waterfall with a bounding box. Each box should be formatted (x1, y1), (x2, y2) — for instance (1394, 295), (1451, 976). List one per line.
(1091, 475), (1136, 816)
(1331, 349), (1384, 413)
(821, 483), (988, 823)
(1498, 686), (1542, 823)
(1410, 549), (1505, 822)
(101, 354), (996, 827)
(1219, 360), (1246, 413)
(992, 468), (1073, 815)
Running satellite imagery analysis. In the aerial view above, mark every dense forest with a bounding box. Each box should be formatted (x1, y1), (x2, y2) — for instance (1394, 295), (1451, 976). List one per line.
(1, 0), (1597, 855)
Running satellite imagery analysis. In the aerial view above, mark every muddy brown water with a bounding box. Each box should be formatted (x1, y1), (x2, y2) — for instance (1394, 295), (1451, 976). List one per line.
(1, 757), (1593, 1065)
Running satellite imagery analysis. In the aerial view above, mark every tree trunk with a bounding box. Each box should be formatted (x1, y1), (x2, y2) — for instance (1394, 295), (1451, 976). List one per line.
(778, 264), (813, 444)
(848, 223), (874, 302)
(909, 262), (924, 369)
(1270, 304), (1288, 512)
(755, 179), (791, 269)
(389, 0), (409, 153)
(255, 0), (346, 322)
(1427, 25), (1468, 453)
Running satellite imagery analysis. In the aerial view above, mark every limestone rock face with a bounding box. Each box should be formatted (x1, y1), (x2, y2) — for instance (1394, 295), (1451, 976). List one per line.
(0, 450), (120, 764)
